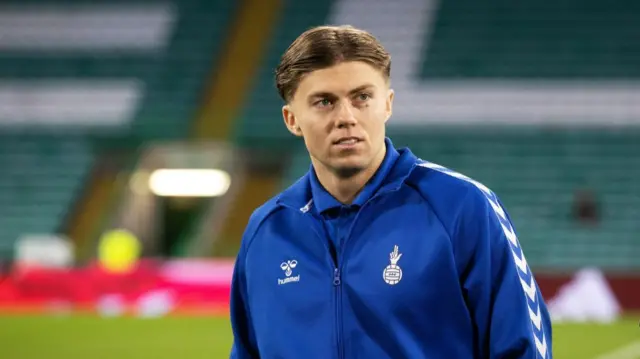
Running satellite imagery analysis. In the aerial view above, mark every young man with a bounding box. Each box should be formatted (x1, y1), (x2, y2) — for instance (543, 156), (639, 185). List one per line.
(230, 25), (552, 358)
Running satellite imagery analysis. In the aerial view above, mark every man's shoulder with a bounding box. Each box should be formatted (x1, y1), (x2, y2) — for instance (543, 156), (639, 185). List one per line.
(243, 195), (281, 239)
(242, 179), (304, 240)
(407, 160), (496, 215)
(403, 159), (506, 244)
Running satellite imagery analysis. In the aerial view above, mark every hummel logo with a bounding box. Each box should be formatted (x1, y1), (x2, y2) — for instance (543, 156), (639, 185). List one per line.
(278, 260), (300, 285)
(280, 260), (297, 277)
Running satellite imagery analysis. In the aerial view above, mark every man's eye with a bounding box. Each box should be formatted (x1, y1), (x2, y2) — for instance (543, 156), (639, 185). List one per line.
(357, 93), (371, 101)
(317, 99), (332, 107)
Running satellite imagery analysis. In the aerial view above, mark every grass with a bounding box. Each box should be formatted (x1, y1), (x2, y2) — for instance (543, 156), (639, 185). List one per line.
(0, 314), (637, 358)
(0, 314), (233, 359)
(552, 317), (640, 358)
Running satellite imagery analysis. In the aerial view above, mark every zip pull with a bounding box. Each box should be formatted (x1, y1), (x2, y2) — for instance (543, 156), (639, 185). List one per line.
(333, 268), (341, 286)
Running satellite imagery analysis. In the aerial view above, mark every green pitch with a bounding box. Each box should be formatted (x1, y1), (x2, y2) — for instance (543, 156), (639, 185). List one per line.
(0, 314), (234, 359)
(0, 314), (638, 358)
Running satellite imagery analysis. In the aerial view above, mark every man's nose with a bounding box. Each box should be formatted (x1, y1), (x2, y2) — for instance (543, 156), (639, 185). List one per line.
(334, 101), (357, 128)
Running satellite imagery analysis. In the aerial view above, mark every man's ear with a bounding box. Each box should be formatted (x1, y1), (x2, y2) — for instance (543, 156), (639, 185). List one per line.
(385, 89), (394, 123)
(282, 104), (303, 137)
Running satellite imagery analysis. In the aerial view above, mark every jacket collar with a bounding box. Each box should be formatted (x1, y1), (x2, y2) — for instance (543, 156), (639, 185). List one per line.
(309, 137), (400, 213)
(277, 137), (420, 212)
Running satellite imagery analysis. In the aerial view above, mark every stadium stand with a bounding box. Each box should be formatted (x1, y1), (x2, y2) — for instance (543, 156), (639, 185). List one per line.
(133, 0), (238, 140)
(0, 0), (237, 260)
(0, 135), (93, 259)
(421, 0), (640, 79)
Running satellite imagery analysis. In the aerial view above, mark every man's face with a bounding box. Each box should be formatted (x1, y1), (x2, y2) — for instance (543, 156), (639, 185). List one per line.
(283, 61), (394, 178)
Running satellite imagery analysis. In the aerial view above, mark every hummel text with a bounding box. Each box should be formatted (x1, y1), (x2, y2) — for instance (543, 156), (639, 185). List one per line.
(278, 275), (300, 285)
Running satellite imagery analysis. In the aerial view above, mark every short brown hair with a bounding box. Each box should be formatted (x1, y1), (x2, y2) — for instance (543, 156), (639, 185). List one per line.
(275, 25), (391, 103)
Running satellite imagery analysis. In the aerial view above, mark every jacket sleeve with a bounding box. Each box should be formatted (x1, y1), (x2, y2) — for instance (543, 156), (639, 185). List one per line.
(229, 234), (260, 359)
(454, 187), (553, 359)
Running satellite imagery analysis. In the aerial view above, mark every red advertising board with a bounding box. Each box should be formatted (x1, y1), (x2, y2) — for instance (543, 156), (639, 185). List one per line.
(0, 262), (638, 315)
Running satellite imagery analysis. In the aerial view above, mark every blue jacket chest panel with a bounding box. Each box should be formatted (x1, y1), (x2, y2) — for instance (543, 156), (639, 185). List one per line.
(244, 188), (474, 358)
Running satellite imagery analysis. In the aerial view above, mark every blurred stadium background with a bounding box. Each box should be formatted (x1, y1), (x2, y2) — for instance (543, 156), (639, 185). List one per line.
(0, 0), (639, 358)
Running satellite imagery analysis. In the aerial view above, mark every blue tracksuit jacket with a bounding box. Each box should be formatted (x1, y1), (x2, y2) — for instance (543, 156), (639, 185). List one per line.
(230, 138), (553, 358)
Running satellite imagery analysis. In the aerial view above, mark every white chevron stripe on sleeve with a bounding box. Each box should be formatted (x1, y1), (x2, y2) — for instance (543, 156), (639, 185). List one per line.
(501, 223), (520, 247)
(417, 161), (549, 359)
(529, 305), (542, 330)
(520, 274), (538, 302)
(487, 198), (508, 221)
(511, 250), (529, 274)
(535, 334), (548, 358)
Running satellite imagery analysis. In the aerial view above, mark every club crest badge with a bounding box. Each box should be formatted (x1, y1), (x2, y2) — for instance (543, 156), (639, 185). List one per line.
(383, 245), (403, 285)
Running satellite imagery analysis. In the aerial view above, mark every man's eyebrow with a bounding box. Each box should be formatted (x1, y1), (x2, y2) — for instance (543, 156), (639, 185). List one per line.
(348, 84), (376, 95)
(307, 84), (376, 100)
(307, 91), (334, 101)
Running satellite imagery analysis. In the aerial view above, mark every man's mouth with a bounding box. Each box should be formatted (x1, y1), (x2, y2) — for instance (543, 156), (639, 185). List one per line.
(334, 137), (361, 145)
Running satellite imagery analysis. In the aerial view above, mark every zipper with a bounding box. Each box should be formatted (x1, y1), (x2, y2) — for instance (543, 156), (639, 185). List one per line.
(283, 189), (399, 359)
(290, 207), (345, 359)
(333, 267), (343, 359)
(331, 193), (385, 359)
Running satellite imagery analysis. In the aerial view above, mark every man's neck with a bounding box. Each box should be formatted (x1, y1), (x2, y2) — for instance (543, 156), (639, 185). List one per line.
(313, 146), (387, 204)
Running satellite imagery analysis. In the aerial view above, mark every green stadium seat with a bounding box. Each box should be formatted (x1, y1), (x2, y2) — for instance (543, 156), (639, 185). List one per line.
(0, 135), (93, 260)
(421, 0), (640, 79)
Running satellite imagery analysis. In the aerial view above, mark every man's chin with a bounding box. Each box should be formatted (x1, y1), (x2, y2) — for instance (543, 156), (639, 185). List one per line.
(332, 163), (366, 179)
